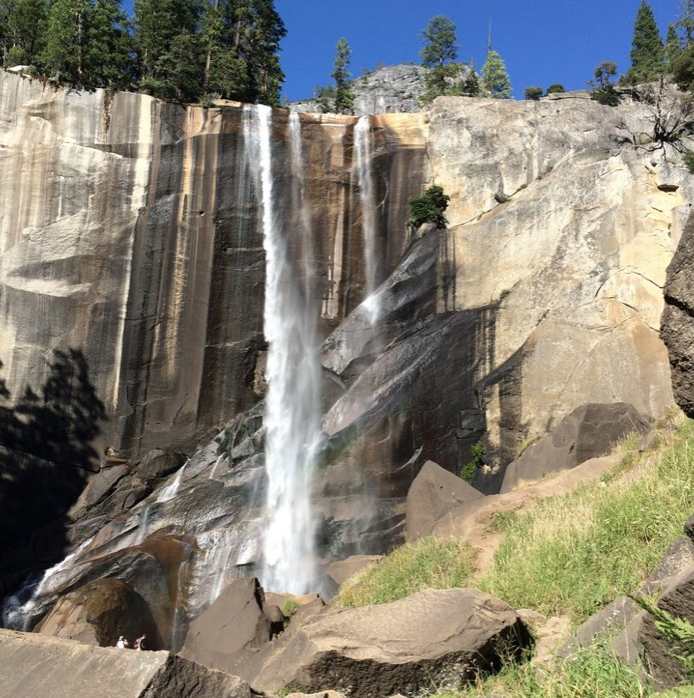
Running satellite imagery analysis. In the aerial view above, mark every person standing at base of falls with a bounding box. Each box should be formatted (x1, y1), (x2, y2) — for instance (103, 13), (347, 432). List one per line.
(116, 636), (127, 649)
(134, 633), (146, 650)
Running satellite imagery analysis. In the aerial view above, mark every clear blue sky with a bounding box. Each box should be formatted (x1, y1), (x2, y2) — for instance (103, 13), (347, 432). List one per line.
(123, 0), (682, 100)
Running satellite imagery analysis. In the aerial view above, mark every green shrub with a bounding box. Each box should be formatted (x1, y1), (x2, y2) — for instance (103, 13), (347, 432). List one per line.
(494, 192), (510, 204)
(281, 598), (299, 617)
(334, 537), (475, 609)
(450, 636), (651, 697)
(546, 83), (566, 94)
(408, 185), (450, 230)
(684, 152), (694, 174)
(524, 86), (543, 100)
(481, 419), (694, 624)
(460, 441), (485, 482)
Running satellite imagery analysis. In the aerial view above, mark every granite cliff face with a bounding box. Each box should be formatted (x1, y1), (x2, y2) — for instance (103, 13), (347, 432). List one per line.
(1, 71), (692, 641)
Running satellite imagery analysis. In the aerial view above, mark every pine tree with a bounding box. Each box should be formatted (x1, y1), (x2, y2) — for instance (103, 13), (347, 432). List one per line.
(42, 0), (93, 82)
(629, 1), (664, 82)
(481, 50), (512, 99)
(461, 66), (480, 97)
(332, 37), (354, 113)
(678, 0), (694, 47)
(134, 0), (201, 96)
(666, 23), (683, 65)
(85, 0), (131, 87)
(2, 0), (48, 67)
(420, 15), (459, 103)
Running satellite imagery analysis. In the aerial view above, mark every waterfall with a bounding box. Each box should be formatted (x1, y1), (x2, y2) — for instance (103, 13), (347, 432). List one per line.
(244, 105), (321, 594)
(354, 116), (381, 322)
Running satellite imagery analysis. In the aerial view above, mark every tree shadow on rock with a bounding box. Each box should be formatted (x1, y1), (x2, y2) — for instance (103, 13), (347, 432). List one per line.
(0, 349), (107, 600)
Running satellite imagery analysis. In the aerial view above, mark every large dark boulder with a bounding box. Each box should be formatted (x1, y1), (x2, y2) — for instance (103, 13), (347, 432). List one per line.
(500, 403), (650, 493)
(405, 460), (484, 541)
(180, 577), (275, 674)
(0, 628), (258, 698)
(35, 578), (157, 648)
(662, 211), (694, 418)
(243, 588), (532, 697)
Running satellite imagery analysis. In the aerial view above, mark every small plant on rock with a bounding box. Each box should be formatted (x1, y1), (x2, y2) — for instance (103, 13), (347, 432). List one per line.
(546, 83), (566, 94)
(460, 441), (485, 482)
(524, 86), (543, 100)
(408, 185), (450, 230)
(589, 61), (621, 106)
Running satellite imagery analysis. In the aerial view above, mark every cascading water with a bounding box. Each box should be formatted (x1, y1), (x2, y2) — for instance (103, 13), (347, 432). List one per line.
(354, 116), (381, 323)
(244, 105), (322, 594)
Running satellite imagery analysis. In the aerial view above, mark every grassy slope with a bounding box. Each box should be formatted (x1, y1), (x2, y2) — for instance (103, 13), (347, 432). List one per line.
(332, 415), (694, 696)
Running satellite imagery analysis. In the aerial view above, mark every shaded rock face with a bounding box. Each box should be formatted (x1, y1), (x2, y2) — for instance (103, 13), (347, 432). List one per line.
(500, 402), (651, 494)
(662, 210), (694, 418)
(180, 577), (276, 674)
(0, 628), (257, 698)
(240, 588), (532, 698)
(35, 578), (157, 648)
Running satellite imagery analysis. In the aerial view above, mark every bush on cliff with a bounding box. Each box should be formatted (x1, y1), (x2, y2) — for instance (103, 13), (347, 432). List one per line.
(408, 185), (450, 231)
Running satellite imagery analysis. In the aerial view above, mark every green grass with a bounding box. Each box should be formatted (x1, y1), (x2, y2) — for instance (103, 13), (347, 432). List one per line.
(480, 419), (694, 624)
(333, 537), (476, 609)
(430, 637), (652, 698)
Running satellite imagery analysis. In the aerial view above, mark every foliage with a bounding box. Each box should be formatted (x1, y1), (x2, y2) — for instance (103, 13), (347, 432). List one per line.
(1, 0), (48, 67)
(667, 23), (684, 67)
(316, 84), (335, 113)
(634, 595), (694, 677)
(408, 185), (450, 230)
(628, 1), (665, 83)
(524, 85), (543, 100)
(332, 37), (354, 113)
(672, 44), (694, 91)
(678, 0), (694, 48)
(86, 0), (132, 88)
(280, 598), (299, 617)
(494, 192), (510, 203)
(460, 441), (484, 482)
(461, 67), (481, 97)
(589, 60), (621, 106)
(481, 50), (512, 99)
(419, 16), (460, 104)
(447, 636), (652, 698)
(546, 83), (565, 94)
(480, 418), (694, 624)
(684, 151), (694, 172)
(334, 537), (475, 609)
(41, 0), (92, 82)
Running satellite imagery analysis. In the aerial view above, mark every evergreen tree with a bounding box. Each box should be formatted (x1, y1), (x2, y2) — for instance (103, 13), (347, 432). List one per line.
(332, 37), (353, 113)
(42, 0), (92, 82)
(678, 0), (694, 47)
(316, 84), (335, 113)
(666, 23), (683, 65)
(588, 61), (620, 105)
(481, 50), (512, 99)
(86, 0), (131, 87)
(2, 0), (48, 67)
(461, 67), (480, 97)
(420, 15), (459, 103)
(134, 0), (201, 97)
(628, 1), (664, 82)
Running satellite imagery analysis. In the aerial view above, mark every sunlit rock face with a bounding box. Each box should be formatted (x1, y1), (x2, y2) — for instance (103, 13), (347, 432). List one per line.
(0, 71), (426, 461)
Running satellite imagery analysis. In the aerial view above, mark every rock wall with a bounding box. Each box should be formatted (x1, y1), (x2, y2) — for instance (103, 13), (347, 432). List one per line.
(0, 71), (427, 461)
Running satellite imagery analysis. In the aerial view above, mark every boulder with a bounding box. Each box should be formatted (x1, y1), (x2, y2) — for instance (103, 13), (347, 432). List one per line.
(180, 577), (274, 674)
(137, 450), (187, 482)
(245, 588), (532, 697)
(662, 210), (694, 419)
(0, 628), (256, 698)
(406, 461), (485, 541)
(500, 403), (650, 493)
(35, 578), (158, 649)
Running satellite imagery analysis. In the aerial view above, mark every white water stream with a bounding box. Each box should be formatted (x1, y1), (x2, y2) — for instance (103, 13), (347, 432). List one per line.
(244, 105), (321, 594)
(354, 116), (381, 323)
